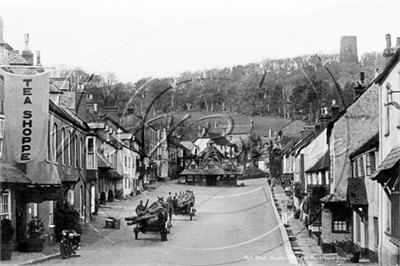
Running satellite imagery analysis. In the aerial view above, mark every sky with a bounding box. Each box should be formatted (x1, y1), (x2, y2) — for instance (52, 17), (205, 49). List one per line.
(0, 0), (399, 83)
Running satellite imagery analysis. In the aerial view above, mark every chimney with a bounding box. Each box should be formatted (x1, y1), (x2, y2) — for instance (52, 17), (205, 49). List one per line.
(21, 33), (34, 65)
(383, 34), (396, 63)
(36, 50), (42, 66)
(269, 128), (272, 138)
(354, 71), (367, 99)
(331, 99), (339, 118)
(222, 127), (226, 137)
(319, 106), (332, 128)
(93, 104), (99, 121)
(396, 37), (400, 48)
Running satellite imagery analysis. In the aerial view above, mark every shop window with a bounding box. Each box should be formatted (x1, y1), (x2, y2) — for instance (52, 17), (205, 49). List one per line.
(366, 152), (375, 176)
(0, 190), (11, 220)
(332, 211), (349, 233)
(391, 181), (400, 242)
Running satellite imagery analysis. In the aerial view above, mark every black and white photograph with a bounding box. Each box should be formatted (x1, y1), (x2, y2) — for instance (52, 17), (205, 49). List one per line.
(0, 1), (399, 265)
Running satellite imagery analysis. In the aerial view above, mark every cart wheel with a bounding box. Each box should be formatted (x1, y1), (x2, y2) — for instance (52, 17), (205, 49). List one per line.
(161, 231), (168, 241)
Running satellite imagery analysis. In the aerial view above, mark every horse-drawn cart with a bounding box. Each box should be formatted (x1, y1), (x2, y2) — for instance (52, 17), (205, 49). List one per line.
(168, 190), (196, 221)
(125, 197), (172, 241)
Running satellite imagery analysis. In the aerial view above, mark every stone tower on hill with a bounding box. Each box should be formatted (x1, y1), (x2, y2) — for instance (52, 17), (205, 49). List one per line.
(340, 36), (358, 64)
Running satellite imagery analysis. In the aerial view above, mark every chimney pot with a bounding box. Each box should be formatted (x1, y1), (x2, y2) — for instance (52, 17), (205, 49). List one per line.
(360, 71), (365, 84)
(386, 33), (391, 49)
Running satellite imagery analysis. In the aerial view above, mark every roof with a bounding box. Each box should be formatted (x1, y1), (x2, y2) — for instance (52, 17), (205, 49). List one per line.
(375, 48), (400, 85)
(213, 124), (253, 135)
(371, 146), (400, 181)
(115, 133), (133, 140)
(9, 52), (30, 65)
(180, 168), (242, 176)
(99, 114), (128, 133)
(350, 133), (379, 159)
(195, 132), (232, 146)
(180, 141), (196, 151)
(279, 120), (307, 138)
(109, 170), (123, 179)
(0, 162), (32, 183)
(97, 153), (113, 169)
(347, 178), (368, 206)
(305, 151), (330, 173)
(320, 193), (346, 203)
(60, 106), (90, 129)
(88, 123), (106, 129)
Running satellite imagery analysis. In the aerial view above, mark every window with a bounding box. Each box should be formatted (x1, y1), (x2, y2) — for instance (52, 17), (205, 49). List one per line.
(0, 119), (4, 159)
(385, 83), (392, 136)
(74, 135), (78, 168)
(52, 124), (58, 162)
(191, 164), (196, 169)
(352, 161), (358, 178)
(49, 201), (54, 225)
(47, 120), (51, 161)
(374, 217), (379, 249)
(61, 129), (65, 165)
(329, 155), (334, 183)
(87, 137), (94, 168)
(391, 181), (400, 241)
(80, 138), (83, 168)
(68, 132), (72, 166)
(125, 156), (127, 168)
(207, 164), (215, 169)
(355, 213), (361, 243)
(0, 190), (11, 220)
(366, 152), (376, 176)
(332, 210), (349, 233)
(357, 157), (364, 178)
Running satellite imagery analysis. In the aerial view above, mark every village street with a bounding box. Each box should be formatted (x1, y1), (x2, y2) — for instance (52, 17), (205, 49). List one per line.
(39, 178), (295, 266)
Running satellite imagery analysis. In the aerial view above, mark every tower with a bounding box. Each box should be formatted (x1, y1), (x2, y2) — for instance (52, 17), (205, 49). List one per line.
(340, 36), (358, 64)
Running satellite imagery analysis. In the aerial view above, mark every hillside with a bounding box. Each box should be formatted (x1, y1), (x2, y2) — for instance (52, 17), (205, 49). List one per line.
(148, 111), (292, 141)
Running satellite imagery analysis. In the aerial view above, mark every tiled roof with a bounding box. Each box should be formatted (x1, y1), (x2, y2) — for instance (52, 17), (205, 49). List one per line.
(350, 133), (379, 159)
(109, 170), (123, 179)
(347, 178), (368, 206)
(305, 151), (330, 173)
(279, 120), (307, 138)
(180, 168), (242, 176)
(97, 154), (113, 169)
(9, 52), (30, 65)
(320, 193), (346, 203)
(0, 163), (32, 183)
(371, 145), (400, 181)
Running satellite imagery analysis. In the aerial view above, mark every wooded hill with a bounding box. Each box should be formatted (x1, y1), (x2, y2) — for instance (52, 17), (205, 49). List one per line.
(56, 51), (385, 131)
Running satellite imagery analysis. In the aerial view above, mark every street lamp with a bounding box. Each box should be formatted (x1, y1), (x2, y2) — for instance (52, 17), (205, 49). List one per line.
(384, 88), (400, 110)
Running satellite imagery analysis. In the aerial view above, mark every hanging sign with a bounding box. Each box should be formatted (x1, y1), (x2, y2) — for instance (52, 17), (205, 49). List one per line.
(3, 71), (50, 163)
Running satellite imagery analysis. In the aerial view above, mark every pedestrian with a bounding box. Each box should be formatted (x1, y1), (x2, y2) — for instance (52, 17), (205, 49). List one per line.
(136, 200), (145, 214)
(166, 192), (172, 201)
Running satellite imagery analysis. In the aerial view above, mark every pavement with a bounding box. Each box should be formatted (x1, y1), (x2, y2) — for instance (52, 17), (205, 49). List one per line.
(271, 183), (379, 266)
(1, 181), (165, 266)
